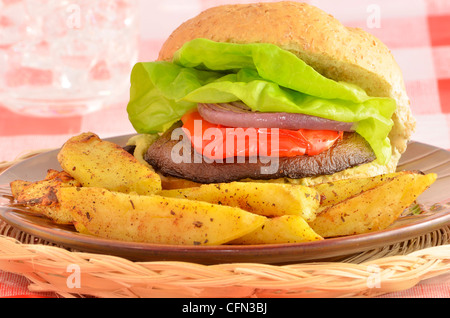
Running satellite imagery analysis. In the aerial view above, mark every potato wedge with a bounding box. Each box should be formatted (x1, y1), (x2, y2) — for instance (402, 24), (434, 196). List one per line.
(44, 169), (63, 180)
(57, 132), (161, 195)
(58, 187), (267, 245)
(10, 170), (80, 224)
(312, 171), (413, 207)
(230, 215), (323, 245)
(9, 169), (75, 198)
(308, 172), (437, 237)
(160, 182), (320, 221)
(10, 180), (32, 198)
(73, 222), (92, 235)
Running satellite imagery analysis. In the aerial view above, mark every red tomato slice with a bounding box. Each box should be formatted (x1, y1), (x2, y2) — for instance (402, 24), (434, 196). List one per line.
(299, 129), (344, 156)
(181, 111), (342, 160)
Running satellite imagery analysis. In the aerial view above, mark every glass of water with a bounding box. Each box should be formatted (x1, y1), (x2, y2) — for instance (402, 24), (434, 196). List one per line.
(0, 0), (139, 117)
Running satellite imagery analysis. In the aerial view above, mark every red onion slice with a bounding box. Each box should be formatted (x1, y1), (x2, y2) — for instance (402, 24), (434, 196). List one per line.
(197, 102), (355, 132)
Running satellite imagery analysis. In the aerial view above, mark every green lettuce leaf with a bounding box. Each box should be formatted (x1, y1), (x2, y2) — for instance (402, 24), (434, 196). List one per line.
(127, 39), (397, 164)
(173, 39), (371, 103)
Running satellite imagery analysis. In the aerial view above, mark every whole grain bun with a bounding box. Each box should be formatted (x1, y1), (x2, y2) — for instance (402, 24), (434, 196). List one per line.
(156, 1), (415, 186)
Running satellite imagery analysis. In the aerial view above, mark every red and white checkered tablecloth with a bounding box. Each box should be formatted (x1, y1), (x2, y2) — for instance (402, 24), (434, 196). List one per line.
(0, 0), (449, 298)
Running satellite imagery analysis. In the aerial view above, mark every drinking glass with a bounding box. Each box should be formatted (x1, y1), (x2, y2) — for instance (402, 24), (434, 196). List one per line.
(0, 0), (139, 117)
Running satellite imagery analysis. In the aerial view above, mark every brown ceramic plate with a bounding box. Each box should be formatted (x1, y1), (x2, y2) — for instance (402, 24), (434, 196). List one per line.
(0, 136), (449, 265)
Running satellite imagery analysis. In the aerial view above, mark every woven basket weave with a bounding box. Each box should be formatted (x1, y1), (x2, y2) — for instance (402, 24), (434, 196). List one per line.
(1, 152), (449, 298)
(0, 234), (448, 298)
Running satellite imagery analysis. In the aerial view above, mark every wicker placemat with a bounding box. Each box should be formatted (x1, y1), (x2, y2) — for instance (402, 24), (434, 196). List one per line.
(0, 151), (449, 298)
(0, 233), (448, 298)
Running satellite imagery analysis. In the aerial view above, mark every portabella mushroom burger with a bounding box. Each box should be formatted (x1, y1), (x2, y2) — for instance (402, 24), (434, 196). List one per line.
(126, 2), (415, 188)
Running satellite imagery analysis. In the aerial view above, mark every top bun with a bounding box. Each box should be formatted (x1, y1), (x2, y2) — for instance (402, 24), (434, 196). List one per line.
(157, 1), (415, 183)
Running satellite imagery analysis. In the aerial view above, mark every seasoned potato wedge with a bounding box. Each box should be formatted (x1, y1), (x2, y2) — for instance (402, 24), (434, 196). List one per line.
(308, 172), (437, 237)
(160, 182), (320, 221)
(73, 222), (92, 235)
(312, 171), (413, 207)
(10, 180), (32, 198)
(230, 215), (323, 245)
(57, 132), (161, 195)
(10, 170), (80, 224)
(58, 187), (267, 245)
(44, 169), (65, 180)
